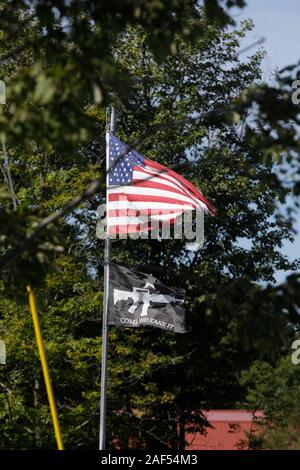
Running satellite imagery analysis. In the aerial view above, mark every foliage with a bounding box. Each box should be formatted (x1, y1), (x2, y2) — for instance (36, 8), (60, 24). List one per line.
(0, 254), (102, 448)
(240, 354), (300, 450)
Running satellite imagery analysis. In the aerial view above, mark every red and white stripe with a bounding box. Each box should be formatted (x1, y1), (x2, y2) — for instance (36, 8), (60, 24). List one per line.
(107, 159), (216, 235)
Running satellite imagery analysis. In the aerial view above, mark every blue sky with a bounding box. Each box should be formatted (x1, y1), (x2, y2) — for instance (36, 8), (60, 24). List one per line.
(237, 0), (300, 284)
(239, 0), (300, 77)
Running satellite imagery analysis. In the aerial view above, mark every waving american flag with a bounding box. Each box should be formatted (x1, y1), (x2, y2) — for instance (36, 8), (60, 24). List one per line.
(107, 133), (216, 236)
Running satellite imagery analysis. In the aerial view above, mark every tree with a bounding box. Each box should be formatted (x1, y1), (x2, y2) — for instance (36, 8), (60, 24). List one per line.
(0, 3), (300, 450)
(102, 19), (300, 448)
(1, 1), (299, 286)
(0, 254), (103, 448)
(0, 1), (252, 286)
(240, 353), (300, 450)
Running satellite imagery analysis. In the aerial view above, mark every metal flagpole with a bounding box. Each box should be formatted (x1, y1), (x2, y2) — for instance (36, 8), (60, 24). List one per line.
(99, 106), (115, 450)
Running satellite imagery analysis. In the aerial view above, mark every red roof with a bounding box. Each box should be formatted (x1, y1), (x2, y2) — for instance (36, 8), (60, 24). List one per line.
(185, 410), (264, 450)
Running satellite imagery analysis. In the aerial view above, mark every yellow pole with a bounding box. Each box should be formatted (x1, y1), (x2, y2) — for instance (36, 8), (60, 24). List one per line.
(27, 285), (64, 450)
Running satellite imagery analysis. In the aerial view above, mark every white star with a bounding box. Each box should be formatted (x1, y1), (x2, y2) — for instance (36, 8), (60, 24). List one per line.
(143, 274), (156, 290)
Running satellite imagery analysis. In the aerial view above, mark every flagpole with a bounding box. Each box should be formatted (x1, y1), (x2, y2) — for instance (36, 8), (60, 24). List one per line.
(99, 106), (115, 450)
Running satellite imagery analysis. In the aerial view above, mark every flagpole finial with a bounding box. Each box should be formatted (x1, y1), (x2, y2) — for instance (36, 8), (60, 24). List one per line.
(106, 107), (111, 132)
(110, 106), (116, 133)
(106, 106), (116, 133)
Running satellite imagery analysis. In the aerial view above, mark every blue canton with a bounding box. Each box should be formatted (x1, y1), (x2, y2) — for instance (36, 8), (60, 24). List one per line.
(109, 133), (145, 186)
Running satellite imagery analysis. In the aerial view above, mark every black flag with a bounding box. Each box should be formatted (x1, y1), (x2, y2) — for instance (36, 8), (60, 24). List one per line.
(108, 263), (186, 333)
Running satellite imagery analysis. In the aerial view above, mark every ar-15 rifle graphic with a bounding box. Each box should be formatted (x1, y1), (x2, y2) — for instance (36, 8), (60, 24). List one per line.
(113, 287), (184, 317)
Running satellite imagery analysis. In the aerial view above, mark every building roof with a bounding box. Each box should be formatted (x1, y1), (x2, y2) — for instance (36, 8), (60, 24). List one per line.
(185, 410), (264, 450)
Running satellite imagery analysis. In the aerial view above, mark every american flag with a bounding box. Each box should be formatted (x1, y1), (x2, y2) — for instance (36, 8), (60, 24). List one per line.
(107, 133), (216, 236)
